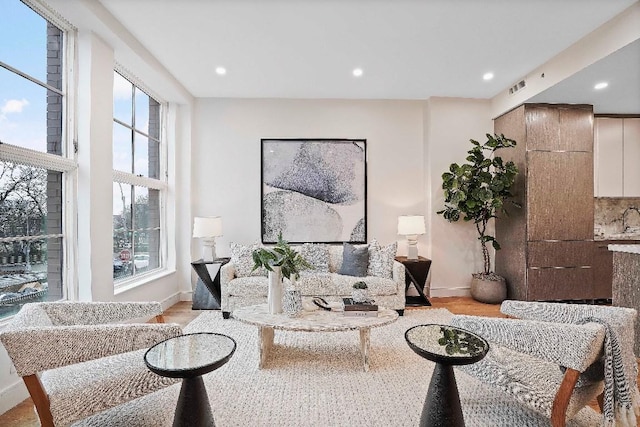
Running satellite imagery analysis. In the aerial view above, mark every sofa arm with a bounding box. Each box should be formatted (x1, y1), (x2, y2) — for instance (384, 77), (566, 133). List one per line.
(392, 261), (405, 292)
(1, 323), (182, 376)
(220, 262), (236, 287)
(450, 315), (605, 372)
(40, 301), (164, 325)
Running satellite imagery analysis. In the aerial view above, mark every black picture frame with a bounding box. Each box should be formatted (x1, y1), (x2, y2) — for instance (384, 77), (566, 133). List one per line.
(261, 138), (367, 244)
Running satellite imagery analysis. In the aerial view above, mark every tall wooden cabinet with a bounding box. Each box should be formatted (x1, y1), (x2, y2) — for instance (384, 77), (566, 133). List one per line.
(494, 104), (596, 301)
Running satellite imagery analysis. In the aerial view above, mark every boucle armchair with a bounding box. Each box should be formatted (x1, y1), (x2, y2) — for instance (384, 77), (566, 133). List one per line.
(0, 302), (183, 427)
(451, 300), (638, 427)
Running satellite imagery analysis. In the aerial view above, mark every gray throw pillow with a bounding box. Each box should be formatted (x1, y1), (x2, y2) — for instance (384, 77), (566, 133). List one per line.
(338, 242), (369, 277)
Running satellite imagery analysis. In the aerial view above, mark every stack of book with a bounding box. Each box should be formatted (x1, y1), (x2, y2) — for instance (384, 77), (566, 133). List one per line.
(342, 298), (378, 317)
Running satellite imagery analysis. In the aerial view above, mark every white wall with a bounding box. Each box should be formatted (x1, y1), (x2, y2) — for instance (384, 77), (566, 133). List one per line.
(425, 97), (494, 296)
(192, 98), (427, 259)
(191, 97), (494, 298)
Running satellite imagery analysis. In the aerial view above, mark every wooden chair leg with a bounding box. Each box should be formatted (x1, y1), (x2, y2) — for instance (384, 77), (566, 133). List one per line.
(23, 374), (54, 427)
(597, 392), (605, 412)
(154, 314), (165, 323)
(551, 368), (580, 427)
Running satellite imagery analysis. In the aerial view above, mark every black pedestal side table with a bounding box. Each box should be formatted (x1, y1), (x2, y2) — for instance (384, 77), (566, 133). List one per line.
(395, 256), (432, 306)
(191, 258), (230, 310)
(144, 332), (236, 427)
(405, 324), (489, 427)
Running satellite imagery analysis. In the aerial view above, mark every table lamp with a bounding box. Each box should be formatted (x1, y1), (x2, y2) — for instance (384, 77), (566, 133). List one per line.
(398, 215), (425, 260)
(193, 216), (223, 262)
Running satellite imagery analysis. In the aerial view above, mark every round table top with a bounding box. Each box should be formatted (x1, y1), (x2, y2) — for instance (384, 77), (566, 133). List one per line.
(404, 324), (489, 365)
(144, 332), (236, 378)
(232, 304), (398, 332)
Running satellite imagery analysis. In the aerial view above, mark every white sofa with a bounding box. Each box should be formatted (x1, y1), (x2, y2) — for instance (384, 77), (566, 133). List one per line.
(220, 244), (406, 318)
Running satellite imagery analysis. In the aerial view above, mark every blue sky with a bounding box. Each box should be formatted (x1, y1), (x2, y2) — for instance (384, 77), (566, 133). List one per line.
(0, 0), (48, 152)
(1, 0), (156, 217)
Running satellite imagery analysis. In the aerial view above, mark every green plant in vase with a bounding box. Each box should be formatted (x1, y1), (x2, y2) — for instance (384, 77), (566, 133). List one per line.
(251, 232), (312, 282)
(351, 281), (370, 303)
(437, 133), (520, 303)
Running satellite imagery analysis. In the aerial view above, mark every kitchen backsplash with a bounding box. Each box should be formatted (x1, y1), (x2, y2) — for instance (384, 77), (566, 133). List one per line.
(594, 197), (640, 237)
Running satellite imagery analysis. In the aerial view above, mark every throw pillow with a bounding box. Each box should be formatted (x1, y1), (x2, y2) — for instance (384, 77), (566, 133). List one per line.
(368, 239), (398, 279)
(229, 242), (267, 277)
(299, 243), (330, 273)
(338, 242), (369, 277)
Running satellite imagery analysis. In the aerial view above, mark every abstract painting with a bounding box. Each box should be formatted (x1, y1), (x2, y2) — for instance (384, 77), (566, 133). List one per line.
(261, 138), (367, 244)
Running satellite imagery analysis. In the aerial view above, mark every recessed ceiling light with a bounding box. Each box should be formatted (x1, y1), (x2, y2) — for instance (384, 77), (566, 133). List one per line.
(352, 68), (363, 77)
(594, 81), (608, 90)
(483, 72), (494, 81)
(215, 67), (227, 76)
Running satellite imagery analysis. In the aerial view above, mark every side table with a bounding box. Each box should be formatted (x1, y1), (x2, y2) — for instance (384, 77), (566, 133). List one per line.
(144, 332), (236, 427)
(395, 256), (432, 306)
(191, 258), (230, 310)
(405, 324), (489, 427)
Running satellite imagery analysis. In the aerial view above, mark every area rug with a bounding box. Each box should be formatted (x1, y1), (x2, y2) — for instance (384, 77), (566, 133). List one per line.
(74, 308), (601, 427)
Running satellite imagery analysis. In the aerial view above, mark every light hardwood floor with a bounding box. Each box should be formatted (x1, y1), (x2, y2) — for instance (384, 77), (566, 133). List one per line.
(0, 297), (620, 426)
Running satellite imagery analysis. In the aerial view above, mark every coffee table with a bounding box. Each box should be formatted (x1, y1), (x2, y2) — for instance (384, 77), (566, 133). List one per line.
(144, 332), (236, 427)
(232, 303), (398, 371)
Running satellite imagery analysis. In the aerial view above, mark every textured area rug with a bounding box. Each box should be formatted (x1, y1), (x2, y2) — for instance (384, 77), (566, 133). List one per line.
(74, 308), (600, 427)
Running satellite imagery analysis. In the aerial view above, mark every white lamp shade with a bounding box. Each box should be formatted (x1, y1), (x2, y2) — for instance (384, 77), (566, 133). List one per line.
(398, 215), (426, 235)
(193, 216), (223, 238)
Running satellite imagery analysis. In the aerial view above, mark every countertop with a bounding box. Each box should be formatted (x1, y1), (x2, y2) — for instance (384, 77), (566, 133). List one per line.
(608, 244), (640, 254)
(594, 233), (640, 241)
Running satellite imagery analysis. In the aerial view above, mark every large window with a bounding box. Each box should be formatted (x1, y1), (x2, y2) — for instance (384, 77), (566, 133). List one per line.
(0, 0), (74, 319)
(112, 71), (164, 282)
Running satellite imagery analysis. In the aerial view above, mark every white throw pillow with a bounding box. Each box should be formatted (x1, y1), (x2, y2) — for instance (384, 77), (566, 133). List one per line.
(367, 239), (397, 278)
(229, 242), (267, 277)
(298, 243), (330, 273)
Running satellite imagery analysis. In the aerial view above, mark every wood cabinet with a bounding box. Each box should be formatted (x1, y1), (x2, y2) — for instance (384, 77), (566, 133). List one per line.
(592, 240), (640, 300)
(594, 117), (640, 197)
(495, 104), (595, 301)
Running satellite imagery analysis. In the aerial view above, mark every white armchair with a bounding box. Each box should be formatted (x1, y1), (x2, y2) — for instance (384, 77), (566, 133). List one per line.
(0, 302), (183, 427)
(450, 300), (638, 427)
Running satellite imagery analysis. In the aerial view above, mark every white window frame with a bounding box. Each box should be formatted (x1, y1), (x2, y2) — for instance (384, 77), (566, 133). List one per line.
(0, 0), (78, 309)
(112, 66), (168, 288)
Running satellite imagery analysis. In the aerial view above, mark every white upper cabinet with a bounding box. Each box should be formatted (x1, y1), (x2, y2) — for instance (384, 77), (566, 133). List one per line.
(594, 117), (640, 197)
(623, 118), (640, 197)
(595, 117), (623, 196)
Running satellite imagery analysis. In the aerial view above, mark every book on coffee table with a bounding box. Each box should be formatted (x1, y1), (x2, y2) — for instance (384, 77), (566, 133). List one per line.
(342, 298), (378, 316)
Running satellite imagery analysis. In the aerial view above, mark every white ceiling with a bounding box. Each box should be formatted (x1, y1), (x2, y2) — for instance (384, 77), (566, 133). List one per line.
(529, 38), (640, 114)
(97, 0), (638, 107)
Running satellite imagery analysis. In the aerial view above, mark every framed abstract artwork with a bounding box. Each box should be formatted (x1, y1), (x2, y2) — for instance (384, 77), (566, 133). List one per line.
(261, 138), (367, 244)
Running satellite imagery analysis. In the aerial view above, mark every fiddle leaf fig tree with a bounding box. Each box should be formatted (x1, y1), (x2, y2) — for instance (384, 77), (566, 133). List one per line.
(437, 133), (520, 278)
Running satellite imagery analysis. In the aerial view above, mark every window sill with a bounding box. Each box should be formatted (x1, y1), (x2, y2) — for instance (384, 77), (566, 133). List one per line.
(114, 268), (176, 295)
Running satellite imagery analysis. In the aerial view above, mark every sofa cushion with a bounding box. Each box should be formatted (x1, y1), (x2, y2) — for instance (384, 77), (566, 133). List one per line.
(295, 272), (336, 295)
(338, 242), (369, 277)
(230, 242), (267, 277)
(226, 276), (270, 297)
(367, 239), (397, 279)
(458, 343), (603, 419)
(298, 243), (330, 273)
(41, 348), (179, 426)
(333, 274), (398, 296)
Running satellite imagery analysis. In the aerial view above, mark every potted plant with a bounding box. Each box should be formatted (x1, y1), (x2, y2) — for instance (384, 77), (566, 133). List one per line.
(437, 133), (520, 303)
(252, 232), (312, 314)
(351, 281), (369, 303)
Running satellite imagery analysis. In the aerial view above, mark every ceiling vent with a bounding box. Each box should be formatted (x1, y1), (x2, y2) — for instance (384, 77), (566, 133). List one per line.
(508, 79), (527, 95)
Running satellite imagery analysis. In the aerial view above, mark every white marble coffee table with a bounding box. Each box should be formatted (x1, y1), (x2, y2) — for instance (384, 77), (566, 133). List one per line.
(232, 304), (399, 371)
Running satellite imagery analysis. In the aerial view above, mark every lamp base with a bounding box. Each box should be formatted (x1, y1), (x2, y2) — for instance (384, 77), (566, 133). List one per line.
(201, 238), (217, 263)
(406, 235), (419, 261)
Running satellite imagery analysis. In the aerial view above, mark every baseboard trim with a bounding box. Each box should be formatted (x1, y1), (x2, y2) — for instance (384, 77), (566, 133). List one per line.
(179, 290), (193, 302)
(430, 287), (471, 297)
(0, 378), (28, 416)
(160, 292), (182, 310)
